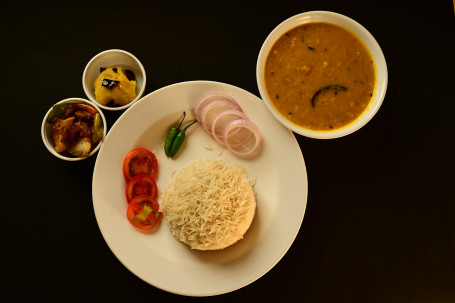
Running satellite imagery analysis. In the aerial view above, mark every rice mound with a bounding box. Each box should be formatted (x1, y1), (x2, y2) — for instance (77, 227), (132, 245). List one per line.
(161, 159), (256, 250)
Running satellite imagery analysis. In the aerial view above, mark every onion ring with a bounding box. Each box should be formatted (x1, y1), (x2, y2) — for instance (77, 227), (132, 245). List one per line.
(211, 109), (248, 146)
(199, 99), (242, 134)
(194, 92), (242, 123)
(223, 119), (262, 158)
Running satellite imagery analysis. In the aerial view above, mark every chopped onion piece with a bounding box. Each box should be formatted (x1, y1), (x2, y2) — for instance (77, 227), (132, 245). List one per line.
(223, 119), (262, 158)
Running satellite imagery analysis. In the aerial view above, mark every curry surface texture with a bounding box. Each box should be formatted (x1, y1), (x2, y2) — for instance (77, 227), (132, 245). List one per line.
(265, 22), (376, 131)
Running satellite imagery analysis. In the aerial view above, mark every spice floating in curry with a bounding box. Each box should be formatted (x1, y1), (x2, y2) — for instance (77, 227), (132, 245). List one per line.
(264, 22), (376, 131)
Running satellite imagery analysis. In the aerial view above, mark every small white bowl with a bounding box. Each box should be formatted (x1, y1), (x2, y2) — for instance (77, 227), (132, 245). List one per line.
(256, 11), (388, 139)
(82, 49), (146, 111)
(41, 98), (107, 161)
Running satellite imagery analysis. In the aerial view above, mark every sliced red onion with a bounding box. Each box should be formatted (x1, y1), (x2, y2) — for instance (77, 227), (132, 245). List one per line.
(223, 119), (262, 158)
(199, 99), (243, 134)
(193, 92), (241, 122)
(211, 109), (248, 146)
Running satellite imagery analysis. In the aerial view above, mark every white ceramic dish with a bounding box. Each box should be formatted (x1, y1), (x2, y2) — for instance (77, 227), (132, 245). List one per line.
(92, 81), (308, 296)
(82, 49), (146, 111)
(41, 97), (107, 161)
(257, 11), (388, 139)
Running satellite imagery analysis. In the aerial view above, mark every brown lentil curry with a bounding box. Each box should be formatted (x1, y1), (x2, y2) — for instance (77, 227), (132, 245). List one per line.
(264, 22), (376, 131)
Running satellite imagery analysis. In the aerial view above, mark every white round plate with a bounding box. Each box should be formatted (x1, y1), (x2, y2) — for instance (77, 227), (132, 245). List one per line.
(92, 80), (308, 296)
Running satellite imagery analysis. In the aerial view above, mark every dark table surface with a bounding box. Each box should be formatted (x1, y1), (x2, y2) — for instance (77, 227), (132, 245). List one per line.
(3, 1), (454, 302)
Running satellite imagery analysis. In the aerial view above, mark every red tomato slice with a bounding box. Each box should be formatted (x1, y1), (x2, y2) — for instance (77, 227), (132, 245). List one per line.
(125, 174), (158, 203)
(122, 148), (158, 181)
(126, 195), (162, 231)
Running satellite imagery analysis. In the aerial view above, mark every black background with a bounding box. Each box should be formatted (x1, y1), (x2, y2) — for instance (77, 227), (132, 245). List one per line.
(2, 1), (454, 302)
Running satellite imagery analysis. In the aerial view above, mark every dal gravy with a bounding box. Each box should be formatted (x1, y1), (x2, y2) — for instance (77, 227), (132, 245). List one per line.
(265, 22), (376, 131)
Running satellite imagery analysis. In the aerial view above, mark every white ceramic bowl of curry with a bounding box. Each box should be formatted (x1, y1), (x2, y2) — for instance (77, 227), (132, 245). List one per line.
(41, 98), (107, 161)
(257, 11), (388, 139)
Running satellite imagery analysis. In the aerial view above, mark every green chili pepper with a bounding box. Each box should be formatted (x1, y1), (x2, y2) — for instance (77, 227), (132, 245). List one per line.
(169, 119), (198, 158)
(46, 103), (68, 123)
(92, 113), (104, 144)
(164, 112), (186, 157)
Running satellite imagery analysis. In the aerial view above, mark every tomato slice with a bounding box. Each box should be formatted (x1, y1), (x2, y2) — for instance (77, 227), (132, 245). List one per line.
(125, 174), (158, 203)
(122, 148), (158, 181)
(126, 195), (162, 231)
